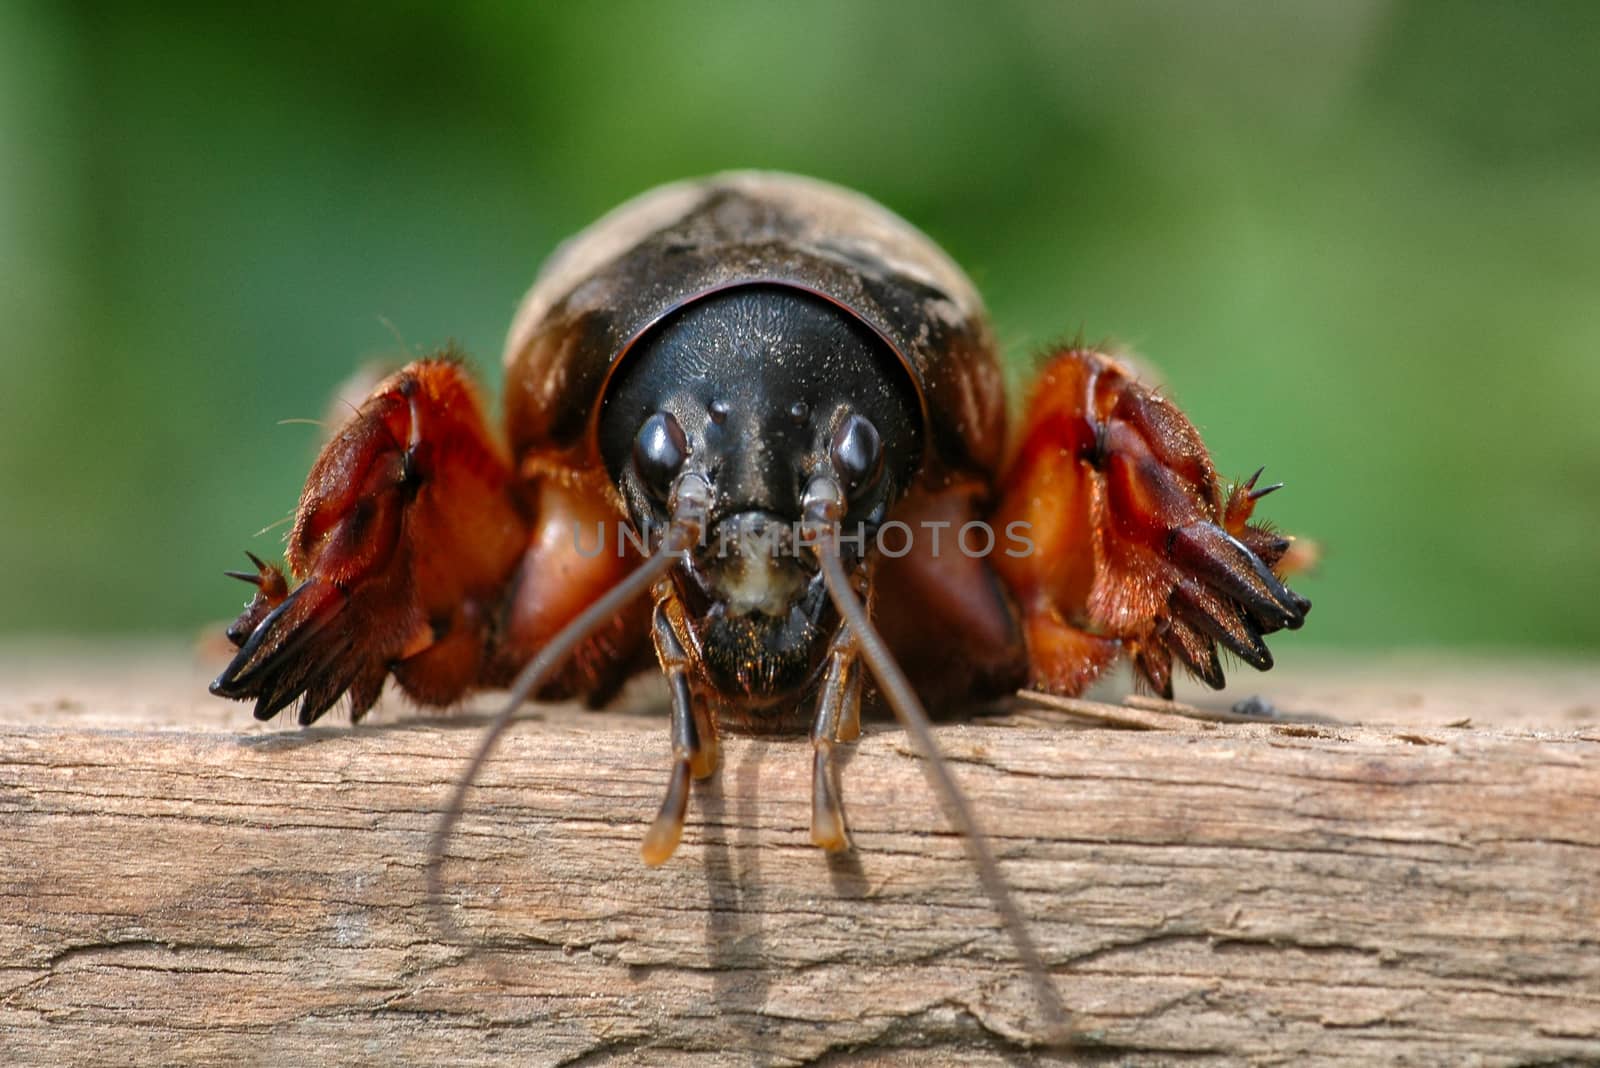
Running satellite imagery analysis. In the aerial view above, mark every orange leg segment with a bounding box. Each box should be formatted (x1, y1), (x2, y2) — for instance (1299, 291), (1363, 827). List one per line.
(990, 349), (1309, 698)
(488, 473), (652, 704)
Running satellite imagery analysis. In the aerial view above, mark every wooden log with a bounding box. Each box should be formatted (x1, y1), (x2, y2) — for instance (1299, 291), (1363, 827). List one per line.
(1, 645), (1598, 1065)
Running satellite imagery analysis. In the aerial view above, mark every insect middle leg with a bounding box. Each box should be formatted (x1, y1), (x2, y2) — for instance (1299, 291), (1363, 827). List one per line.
(809, 623), (861, 852)
(641, 595), (720, 866)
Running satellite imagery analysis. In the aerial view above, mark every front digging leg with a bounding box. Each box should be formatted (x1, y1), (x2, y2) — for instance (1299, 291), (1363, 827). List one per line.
(211, 357), (528, 724)
(991, 347), (1310, 698)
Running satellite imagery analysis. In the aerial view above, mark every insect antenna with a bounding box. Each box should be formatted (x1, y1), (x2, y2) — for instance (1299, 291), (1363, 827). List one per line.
(426, 476), (709, 942)
(805, 476), (1072, 1042)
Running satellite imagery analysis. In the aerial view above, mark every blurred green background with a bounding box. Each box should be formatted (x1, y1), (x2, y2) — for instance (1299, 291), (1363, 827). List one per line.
(2, 1), (1596, 652)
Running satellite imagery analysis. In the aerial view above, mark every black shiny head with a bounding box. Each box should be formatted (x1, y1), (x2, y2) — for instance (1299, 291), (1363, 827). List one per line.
(599, 285), (923, 708)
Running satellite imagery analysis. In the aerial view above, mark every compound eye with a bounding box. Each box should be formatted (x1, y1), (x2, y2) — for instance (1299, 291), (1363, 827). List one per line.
(830, 413), (882, 496)
(633, 411), (688, 500)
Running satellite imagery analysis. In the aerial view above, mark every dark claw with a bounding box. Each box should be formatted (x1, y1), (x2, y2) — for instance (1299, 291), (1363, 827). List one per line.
(345, 662), (389, 723)
(1164, 617), (1225, 690)
(212, 586), (318, 695)
(1134, 644), (1174, 700)
(1169, 522), (1307, 633)
(253, 680), (302, 722)
(1240, 466), (1285, 500)
(236, 626), (358, 726)
(221, 552), (291, 649)
(210, 579), (353, 725)
(1170, 580), (1273, 672)
(223, 617), (255, 650)
(213, 542), (384, 725)
(297, 670), (351, 726)
(225, 550), (282, 586)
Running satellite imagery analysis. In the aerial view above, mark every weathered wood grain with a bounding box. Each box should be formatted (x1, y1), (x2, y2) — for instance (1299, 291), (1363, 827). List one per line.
(1, 646), (1597, 1065)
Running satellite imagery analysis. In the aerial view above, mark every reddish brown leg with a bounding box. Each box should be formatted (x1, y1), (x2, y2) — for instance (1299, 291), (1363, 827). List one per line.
(990, 348), (1309, 698)
(871, 481), (1030, 709)
(213, 357), (531, 723)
